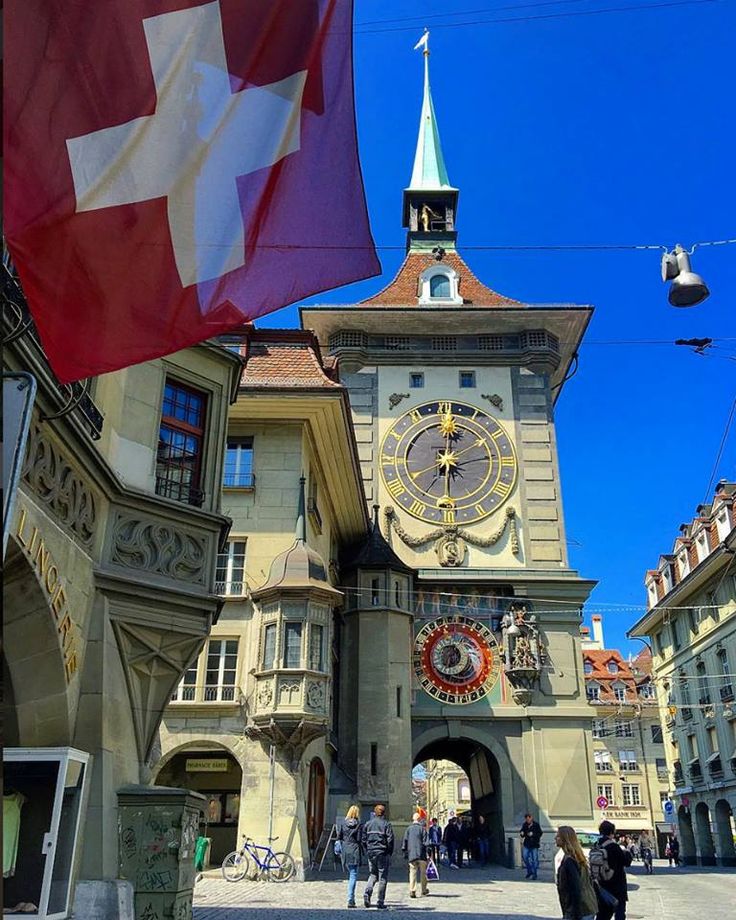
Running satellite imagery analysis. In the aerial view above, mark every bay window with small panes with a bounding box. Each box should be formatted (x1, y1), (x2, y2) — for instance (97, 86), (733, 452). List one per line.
(215, 540), (247, 596)
(156, 380), (207, 506)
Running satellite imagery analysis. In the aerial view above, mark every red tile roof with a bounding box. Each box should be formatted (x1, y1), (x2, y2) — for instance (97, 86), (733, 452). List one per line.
(241, 331), (340, 389)
(360, 250), (520, 307)
(583, 649), (638, 703)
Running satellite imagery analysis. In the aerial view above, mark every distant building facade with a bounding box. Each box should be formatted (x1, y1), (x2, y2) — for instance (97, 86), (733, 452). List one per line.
(425, 759), (472, 825)
(581, 619), (670, 852)
(629, 481), (736, 866)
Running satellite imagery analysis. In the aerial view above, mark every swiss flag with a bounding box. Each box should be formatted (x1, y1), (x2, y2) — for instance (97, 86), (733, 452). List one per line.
(5, 0), (380, 383)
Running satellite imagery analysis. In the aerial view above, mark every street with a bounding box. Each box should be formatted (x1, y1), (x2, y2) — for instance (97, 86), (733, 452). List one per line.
(193, 861), (736, 920)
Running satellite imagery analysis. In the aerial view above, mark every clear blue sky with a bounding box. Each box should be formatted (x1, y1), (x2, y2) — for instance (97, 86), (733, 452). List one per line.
(260, 0), (736, 654)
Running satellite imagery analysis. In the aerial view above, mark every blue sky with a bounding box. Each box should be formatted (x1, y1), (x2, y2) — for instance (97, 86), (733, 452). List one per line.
(260, 0), (736, 654)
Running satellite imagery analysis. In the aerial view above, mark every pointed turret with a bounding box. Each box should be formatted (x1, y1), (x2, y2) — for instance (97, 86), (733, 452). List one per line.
(403, 36), (459, 250)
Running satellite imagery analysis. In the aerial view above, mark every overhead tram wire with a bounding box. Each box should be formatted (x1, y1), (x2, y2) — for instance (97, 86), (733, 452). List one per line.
(702, 396), (736, 502)
(355, 0), (594, 28)
(352, 0), (726, 34)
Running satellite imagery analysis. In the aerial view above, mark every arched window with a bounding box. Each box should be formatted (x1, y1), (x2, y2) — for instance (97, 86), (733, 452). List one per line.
(458, 779), (470, 801)
(430, 274), (451, 298)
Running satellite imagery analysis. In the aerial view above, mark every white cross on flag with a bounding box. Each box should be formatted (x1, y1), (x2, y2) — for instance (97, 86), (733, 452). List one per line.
(5, 0), (379, 383)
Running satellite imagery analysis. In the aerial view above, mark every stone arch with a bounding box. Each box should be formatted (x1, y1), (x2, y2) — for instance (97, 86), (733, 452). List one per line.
(154, 736), (240, 776)
(714, 799), (736, 866)
(695, 801), (715, 865)
(677, 804), (696, 864)
(3, 539), (72, 747)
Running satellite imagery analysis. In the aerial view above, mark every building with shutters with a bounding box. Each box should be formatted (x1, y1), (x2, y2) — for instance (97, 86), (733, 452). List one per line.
(629, 481), (736, 865)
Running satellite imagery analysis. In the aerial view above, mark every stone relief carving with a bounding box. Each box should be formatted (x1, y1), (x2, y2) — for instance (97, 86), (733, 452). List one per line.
(306, 681), (325, 711)
(111, 514), (208, 584)
(500, 601), (546, 706)
(384, 504), (519, 562)
(278, 680), (301, 704)
(388, 392), (410, 410)
(257, 682), (274, 708)
(21, 422), (97, 545)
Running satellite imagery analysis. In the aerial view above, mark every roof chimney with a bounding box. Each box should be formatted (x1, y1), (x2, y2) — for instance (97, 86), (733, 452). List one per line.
(591, 614), (605, 649)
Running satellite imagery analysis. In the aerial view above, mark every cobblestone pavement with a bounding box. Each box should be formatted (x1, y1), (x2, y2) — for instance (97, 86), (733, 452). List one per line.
(193, 860), (736, 920)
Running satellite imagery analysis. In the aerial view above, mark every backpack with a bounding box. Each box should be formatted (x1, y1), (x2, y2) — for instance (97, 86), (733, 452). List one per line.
(589, 841), (614, 882)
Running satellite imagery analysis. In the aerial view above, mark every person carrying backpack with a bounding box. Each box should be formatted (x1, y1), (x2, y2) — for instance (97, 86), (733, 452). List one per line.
(589, 820), (633, 920)
(555, 827), (598, 920)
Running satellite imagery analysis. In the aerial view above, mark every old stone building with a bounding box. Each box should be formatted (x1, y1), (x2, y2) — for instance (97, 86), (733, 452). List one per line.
(629, 481), (736, 865)
(156, 50), (599, 875)
(424, 760), (472, 826)
(3, 249), (241, 918)
(581, 618), (670, 853)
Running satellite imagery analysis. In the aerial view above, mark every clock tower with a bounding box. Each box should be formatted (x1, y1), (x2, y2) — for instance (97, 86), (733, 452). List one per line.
(302, 46), (597, 859)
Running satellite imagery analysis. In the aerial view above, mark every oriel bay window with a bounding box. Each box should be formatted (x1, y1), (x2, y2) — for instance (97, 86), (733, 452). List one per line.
(284, 622), (303, 668)
(205, 639), (239, 701)
(156, 380), (207, 506)
(215, 540), (247, 596)
(262, 623), (277, 670)
(309, 624), (325, 672)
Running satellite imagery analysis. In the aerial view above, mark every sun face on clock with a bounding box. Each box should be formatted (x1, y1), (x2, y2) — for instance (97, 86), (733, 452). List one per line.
(413, 615), (502, 704)
(380, 400), (518, 525)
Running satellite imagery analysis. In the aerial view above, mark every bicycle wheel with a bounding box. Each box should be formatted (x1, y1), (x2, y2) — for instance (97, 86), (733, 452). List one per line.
(266, 851), (296, 882)
(221, 850), (250, 882)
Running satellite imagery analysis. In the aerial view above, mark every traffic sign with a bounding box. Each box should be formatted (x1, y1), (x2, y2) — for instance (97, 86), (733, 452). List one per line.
(596, 795), (609, 809)
(663, 799), (675, 819)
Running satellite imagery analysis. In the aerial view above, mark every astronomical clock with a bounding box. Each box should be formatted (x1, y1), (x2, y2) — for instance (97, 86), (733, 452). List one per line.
(413, 614), (502, 704)
(379, 400), (517, 526)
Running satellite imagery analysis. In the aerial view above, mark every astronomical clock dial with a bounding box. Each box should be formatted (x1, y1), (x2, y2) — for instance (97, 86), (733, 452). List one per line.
(413, 615), (502, 704)
(380, 400), (517, 525)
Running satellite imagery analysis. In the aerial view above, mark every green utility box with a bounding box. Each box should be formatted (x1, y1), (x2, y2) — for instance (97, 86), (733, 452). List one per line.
(118, 784), (205, 920)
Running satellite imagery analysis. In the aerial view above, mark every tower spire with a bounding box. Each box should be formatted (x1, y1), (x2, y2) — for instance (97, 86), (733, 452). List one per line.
(409, 33), (452, 191)
(403, 32), (459, 249)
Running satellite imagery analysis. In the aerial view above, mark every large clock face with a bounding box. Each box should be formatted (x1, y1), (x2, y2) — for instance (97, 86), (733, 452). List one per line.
(413, 615), (502, 704)
(380, 399), (517, 525)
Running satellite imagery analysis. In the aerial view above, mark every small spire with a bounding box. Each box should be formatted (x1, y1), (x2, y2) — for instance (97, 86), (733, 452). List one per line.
(296, 475), (306, 542)
(372, 504), (381, 529)
(409, 32), (453, 192)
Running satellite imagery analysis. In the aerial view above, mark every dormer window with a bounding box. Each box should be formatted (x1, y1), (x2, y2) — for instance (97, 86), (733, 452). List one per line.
(419, 264), (463, 305)
(587, 682), (600, 701)
(430, 274), (450, 298)
(607, 661), (618, 674)
(584, 661), (594, 675)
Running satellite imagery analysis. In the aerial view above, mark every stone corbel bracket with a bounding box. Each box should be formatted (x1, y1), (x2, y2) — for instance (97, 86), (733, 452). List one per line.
(383, 505), (519, 559)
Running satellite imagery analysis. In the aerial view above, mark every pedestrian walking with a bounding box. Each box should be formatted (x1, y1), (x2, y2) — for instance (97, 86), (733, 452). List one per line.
(589, 820), (632, 920)
(475, 814), (491, 866)
(427, 818), (442, 863)
(638, 830), (653, 875)
(363, 804), (394, 910)
(457, 818), (470, 867)
(555, 826), (598, 920)
(519, 812), (543, 880)
(666, 834), (680, 867)
(443, 816), (460, 869)
(402, 813), (429, 899)
(337, 805), (364, 909)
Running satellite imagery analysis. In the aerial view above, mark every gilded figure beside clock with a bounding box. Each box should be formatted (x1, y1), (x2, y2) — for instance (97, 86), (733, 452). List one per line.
(380, 400), (518, 525)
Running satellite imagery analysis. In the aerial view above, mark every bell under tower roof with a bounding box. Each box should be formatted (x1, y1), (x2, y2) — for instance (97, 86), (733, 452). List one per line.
(402, 35), (459, 248)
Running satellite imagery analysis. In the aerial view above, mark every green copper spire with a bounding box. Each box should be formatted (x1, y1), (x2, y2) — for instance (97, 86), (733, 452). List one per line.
(408, 38), (454, 191)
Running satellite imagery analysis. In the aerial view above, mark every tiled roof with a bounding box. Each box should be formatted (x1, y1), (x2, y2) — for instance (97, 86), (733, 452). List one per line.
(583, 649), (638, 703)
(242, 331), (340, 389)
(360, 250), (520, 307)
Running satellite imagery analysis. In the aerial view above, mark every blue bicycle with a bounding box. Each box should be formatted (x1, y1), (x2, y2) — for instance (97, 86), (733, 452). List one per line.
(221, 835), (296, 882)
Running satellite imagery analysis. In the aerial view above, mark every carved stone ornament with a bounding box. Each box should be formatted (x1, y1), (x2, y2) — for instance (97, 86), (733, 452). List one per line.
(278, 680), (301, 704)
(257, 682), (274, 708)
(481, 393), (504, 411)
(388, 393), (410, 410)
(434, 532), (467, 567)
(21, 422), (97, 546)
(384, 504), (519, 560)
(111, 619), (205, 761)
(110, 513), (208, 585)
(500, 601), (544, 704)
(306, 681), (325, 711)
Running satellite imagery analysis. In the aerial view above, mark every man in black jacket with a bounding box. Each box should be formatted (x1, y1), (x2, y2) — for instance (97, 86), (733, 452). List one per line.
(363, 804), (394, 910)
(519, 813), (543, 880)
(594, 820), (633, 920)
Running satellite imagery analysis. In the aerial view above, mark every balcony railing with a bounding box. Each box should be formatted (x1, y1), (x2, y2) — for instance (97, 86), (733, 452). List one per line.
(720, 684), (735, 703)
(215, 581), (246, 597)
(155, 475), (205, 507)
(596, 763), (614, 772)
(681, 707), (693, 721)
(619, 762), (640, 772)
(170, 684), (241, 703)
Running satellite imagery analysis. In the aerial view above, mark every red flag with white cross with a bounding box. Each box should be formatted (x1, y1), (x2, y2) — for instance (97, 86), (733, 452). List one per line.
(5, 0), (379, 383)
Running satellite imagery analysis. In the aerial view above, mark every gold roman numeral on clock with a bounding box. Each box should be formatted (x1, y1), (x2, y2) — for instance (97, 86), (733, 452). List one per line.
(500, 455), (515, 467)
(409, 500), (426, 516)
(438, 401), (452, 414)
(493, 481), (512, 498)
(386, 479), (405, 499)
(409, 409), (422, 423)
(443, 509), (456, 524)
(474, 503), (486, 516)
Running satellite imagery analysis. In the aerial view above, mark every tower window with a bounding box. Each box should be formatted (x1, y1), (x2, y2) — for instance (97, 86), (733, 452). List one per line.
(410, 372), (424, 388)
(459, 371), (475, 389)
(429, 274), (451, 298)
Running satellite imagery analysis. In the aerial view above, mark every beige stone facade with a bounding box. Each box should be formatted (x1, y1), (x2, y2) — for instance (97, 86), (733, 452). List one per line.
(424, 760), (472, 825)
(3, 266), (241, 918)
(629, 482), (736, 865)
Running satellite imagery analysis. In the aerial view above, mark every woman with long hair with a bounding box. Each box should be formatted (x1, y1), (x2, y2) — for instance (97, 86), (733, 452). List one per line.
(337, 805), (364, 909)
(555, 826), (598, 920)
